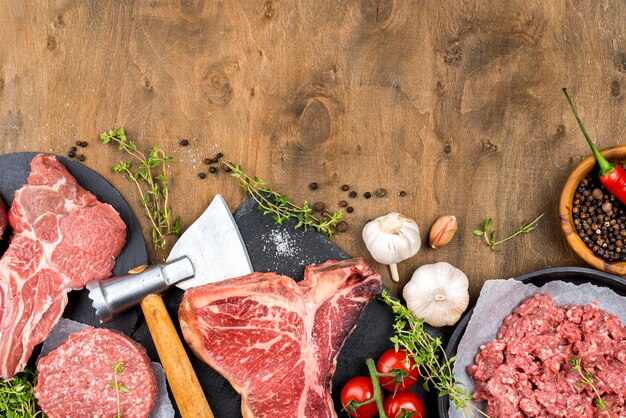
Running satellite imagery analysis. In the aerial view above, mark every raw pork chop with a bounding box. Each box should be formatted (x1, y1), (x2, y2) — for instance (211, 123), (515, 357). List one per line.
(0, 197), (7, 238)
(36, 327), (157, 418)
(179, 258), (382, 418)
(0, 154), (126, 379)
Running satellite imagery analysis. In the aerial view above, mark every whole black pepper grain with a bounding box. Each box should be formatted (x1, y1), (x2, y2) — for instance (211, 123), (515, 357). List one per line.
(313, 202), (325, 212)
(339, 200), (348, 208)
(309, 182), (319, 191)
(341, 184), (350, 191)
(375, 188), (387, 198)
(180, 139), (189, 146)
(215, 152), (224, 159)
(573, 171), (626, 262)
(364, 192), (372, 199)
(77, 154), (86, 162)
(198, 172), (207, 179)
(222, 164), (232, 173)
(209, 167), (217, 174)
(80, 141), (88, 147)
(75, 140), (82, 146)
(336, 221), (348, 233)
(203, 158), (212, 165)
(349, 191), (357, 198)
(346, 206), (354, 213)
(68, 151), (76, 158)
(399, 191), (407, 197)
(69, 146), (77, 152)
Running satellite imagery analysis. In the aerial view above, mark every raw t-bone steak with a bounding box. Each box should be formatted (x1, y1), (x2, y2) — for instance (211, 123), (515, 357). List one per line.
(0, 154), (126, 379)
(179, 258), (382, 418)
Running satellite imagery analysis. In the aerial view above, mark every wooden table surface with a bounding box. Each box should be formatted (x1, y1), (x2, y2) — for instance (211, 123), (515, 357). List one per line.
(1, 1), (625, 300)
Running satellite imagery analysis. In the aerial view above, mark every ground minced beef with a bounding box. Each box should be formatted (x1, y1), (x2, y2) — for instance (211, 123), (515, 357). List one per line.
(468, 294), (626, 418)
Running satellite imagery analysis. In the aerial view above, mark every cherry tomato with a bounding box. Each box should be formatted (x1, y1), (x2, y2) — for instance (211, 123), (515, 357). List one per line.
(383, 391), (426, 418)
(376, 349), (419, 392)
(340, 376), (381, 418)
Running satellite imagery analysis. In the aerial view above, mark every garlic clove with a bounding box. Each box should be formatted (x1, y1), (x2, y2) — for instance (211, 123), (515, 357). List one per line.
(429, 215), (458, 249)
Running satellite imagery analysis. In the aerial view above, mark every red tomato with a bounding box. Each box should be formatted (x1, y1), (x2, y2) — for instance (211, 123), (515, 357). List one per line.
(376, 349), (419, 392)
(383, 392), (426, 418)
(340, 376), (381, 418)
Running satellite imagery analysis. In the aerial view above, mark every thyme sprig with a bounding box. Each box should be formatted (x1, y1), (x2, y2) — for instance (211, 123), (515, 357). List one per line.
(569, 359), (612, 417)
(0, 368), (44, 418)
(100, 128), (181, 250)
(108, 362), (130, 418)
(223, 161), (343, 238)
(380, 290), (489, 418)
(472, 214), (543, 252)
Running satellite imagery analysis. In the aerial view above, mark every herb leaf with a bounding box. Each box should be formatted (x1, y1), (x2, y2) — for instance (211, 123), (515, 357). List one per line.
(223, 161), (343, 238)
(100, 128), (180, 252)
(0, 369), (44, 418)
(473, 214), (543, 252)
(108, 361), (130, 418)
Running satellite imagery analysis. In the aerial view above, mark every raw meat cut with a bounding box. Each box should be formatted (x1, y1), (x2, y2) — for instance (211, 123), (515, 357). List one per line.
(0, 154), (126, 379)
(468, 294), (626, 418)
(0, 197), (7, 238)
(36, 327), (157, 418)
(179, 258), (382, 418)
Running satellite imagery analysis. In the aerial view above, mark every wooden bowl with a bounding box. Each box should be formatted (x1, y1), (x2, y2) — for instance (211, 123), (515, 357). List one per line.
(559, 146), (626, 275)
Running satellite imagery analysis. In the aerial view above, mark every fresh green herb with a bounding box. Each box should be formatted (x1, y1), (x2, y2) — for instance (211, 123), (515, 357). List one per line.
(108, 362), (130, 418)
(0, 369), (44, 418)
(100, 128), (181, 251)
(472, 214), (543, 252)
(569, 359), (612, 417)
(380, 290), (489, 418)
(223, 161), (343, 238)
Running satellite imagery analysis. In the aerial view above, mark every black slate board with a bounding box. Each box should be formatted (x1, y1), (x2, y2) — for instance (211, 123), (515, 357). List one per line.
(0, 152), (148, 336)
(134, 197), (441, 417)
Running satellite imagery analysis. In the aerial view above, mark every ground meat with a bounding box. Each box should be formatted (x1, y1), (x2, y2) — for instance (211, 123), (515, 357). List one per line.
(467, 294), (626, 418)
(35, 327), (157, 418)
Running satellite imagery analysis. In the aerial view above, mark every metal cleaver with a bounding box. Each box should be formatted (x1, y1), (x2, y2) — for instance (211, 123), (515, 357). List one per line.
(86, 194), (253, 418)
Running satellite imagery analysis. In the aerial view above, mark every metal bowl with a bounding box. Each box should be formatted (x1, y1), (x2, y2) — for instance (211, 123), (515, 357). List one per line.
(438, 266), (626, 418)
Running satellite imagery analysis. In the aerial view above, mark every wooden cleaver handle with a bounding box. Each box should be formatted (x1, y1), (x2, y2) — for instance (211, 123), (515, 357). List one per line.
(141, 293), (214, 418)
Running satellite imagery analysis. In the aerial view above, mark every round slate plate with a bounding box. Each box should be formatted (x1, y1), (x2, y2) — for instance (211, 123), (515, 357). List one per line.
(438, 267), (626, 418)
(133, 197), (442, 417)
(0, 152), (148, 336)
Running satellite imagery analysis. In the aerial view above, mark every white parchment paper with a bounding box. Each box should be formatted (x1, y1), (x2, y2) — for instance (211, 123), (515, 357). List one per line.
(449, 279), (626, 418)
(39, 318), (175, 418)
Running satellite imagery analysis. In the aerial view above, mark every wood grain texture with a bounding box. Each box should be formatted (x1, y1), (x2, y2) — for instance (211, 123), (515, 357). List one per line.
(1, 0), (625, 301)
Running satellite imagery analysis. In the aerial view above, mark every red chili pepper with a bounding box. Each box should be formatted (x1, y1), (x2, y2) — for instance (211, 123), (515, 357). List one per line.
(563, 88), (626, 204)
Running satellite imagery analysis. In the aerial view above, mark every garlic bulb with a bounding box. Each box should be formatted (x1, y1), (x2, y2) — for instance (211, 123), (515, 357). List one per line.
(362, 212), (421, 282)
(403, 262), (469, 327)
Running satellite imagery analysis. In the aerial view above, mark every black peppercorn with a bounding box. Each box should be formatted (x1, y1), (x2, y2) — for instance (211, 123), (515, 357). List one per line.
(215, 152), (224, 159)
(313, 202), (325, 212)
(364, 192), (372, 199)
(346, 206), (354, 213)
(180, 139), (189, 146)
(339, 200), (348, 208)
(399, 191), (407, 197)
(77, 154), (86, 162)
(222, 164), (232, 173)
(209, 167), (217, 174)
(349, 191), (357, 198)
(69, 146), (77, 152)
(341, 184), (350, 191)
(336, 221), (348, 233)
(68, 151), (76, 158)
(375, 188), (387, 198)
(203, 158), (212, 165)
(309, 182), (319, 191)
(80, 141), (88, 147)
(198, 172), (207, 179)
(75, 140), (82, 146)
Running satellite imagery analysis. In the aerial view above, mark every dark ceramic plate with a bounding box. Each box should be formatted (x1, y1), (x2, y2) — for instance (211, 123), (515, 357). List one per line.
(438, 267), (626, 418)
(0, 152), (148, 335)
